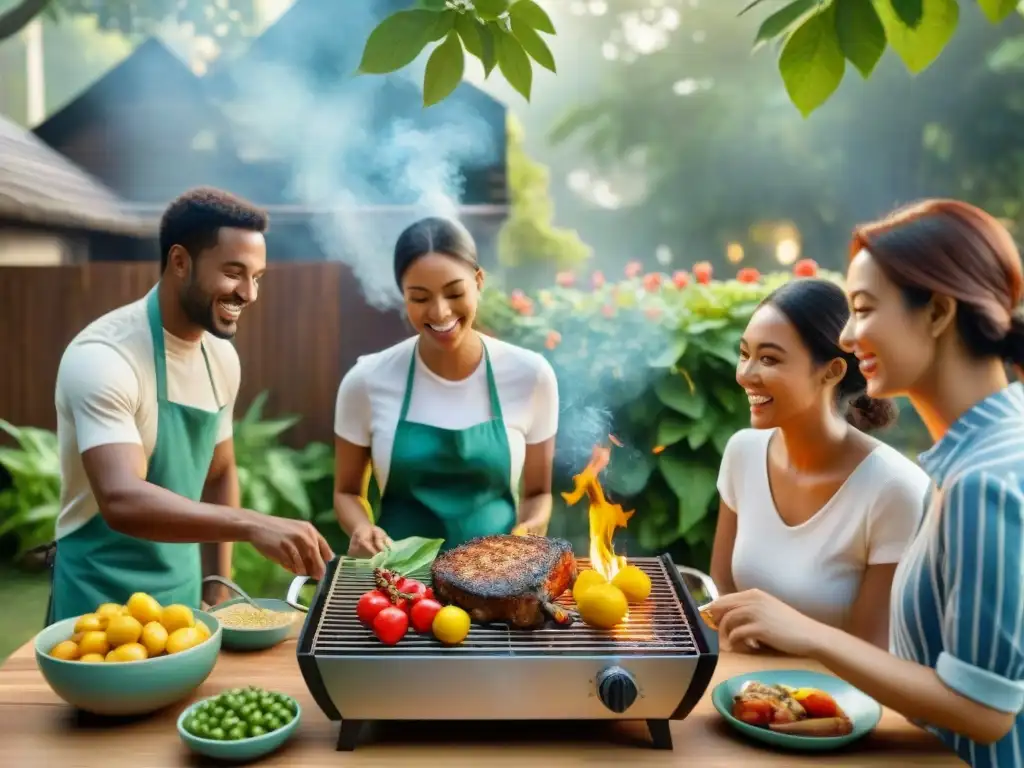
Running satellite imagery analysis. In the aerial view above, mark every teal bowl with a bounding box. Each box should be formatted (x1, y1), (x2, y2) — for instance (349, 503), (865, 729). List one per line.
(177, 691), (301, 762)
(209, 598), (302, 651)
(712, 669), (882, 752)
(34, 610), (222, 716)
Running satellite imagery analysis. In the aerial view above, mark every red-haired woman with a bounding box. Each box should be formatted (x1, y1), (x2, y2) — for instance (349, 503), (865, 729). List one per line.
(705, 199), (1024, 767)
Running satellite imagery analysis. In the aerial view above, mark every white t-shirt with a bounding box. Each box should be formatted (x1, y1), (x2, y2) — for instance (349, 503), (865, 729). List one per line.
(54, 295), (241, 540)
(717, 428), (930, 628)
(334, 334), (559, 495)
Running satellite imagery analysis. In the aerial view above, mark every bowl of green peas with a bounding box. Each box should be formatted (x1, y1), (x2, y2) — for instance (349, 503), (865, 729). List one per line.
(177, 686), (301, 761)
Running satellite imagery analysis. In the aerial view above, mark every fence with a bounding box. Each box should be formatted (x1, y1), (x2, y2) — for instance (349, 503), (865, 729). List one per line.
(0, 262), (409, 447)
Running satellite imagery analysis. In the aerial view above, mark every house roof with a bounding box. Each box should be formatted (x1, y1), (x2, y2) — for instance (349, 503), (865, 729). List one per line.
(0, 113), (152, 235)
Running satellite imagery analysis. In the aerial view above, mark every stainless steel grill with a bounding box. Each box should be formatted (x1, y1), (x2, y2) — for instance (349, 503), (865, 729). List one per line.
(295, 552), (718, 752)
(309, 556), (698, 657)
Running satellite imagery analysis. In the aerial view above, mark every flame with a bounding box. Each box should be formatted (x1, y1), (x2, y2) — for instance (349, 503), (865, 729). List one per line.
(561, 444), (634, 580)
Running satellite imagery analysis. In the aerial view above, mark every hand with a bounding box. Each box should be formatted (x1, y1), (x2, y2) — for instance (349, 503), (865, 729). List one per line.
(203, 583), (231, 607)
(247, 515), (335, 580)
(704, 589), (826, 657)
(347, 525), (392, 558)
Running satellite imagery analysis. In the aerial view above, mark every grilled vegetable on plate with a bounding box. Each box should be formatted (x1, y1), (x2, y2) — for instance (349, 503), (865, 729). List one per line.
(712, 669), (882, 751)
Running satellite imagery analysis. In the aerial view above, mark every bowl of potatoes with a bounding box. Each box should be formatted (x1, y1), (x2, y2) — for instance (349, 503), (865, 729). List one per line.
(35, 593), (222, 716)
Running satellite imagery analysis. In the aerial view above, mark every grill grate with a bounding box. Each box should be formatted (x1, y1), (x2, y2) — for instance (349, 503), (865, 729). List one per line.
(308, 556), (698, 657)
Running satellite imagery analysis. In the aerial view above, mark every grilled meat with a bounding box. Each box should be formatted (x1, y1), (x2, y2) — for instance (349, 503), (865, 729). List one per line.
(430, 534), (578, 628)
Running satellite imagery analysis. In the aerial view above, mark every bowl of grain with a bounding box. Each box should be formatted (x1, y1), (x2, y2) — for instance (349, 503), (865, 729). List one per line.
(210, 599), (301, 651)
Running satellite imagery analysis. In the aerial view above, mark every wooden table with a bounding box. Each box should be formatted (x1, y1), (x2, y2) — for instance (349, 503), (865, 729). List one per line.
(0, 639), (963, 766)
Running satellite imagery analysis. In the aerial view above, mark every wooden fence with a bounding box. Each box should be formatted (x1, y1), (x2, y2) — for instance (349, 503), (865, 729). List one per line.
(0, 262), (409, 447)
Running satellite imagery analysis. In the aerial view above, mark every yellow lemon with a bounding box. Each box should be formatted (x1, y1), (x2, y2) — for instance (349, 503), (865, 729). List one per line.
(611, 565), (652, 604)
(141, 621), (168, 656)
(77, 630), (111, 657)
(74, 613), (107, 633)
(166, 627), (204, 655)
(127, 592), (163, 626)
(577, 583), (629, 630)
(572, 569), (607, 604)
(105, 615), (143, 648)
(431, 606), (471, 645)
(49, 640), (80, 660)
(96, 603), (125, 622)
(79, 653), (105, 663)
(107, 642), (148, 663)
(194, 621), (211, 641)
(161, 604), (195, 634)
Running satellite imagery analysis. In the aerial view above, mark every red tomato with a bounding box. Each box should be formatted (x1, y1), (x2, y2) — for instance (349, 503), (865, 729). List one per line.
(693, 261), (713, 285)
(737, 267), (761, 284)
(732, 698), (773, 726)
(397, 577), (424, 594)
(796, 690), (838, 718)
(372, 606), (409, 645)
(410, 599), (443, 633)
(356, 590), (391, 626)
(793, 258), (819, 278)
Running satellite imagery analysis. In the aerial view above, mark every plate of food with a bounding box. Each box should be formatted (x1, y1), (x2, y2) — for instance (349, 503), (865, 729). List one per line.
(711, 669), (882, 751)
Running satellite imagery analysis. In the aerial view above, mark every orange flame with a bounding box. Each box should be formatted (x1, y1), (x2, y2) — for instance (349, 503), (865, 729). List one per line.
(561, 444), (634, 580)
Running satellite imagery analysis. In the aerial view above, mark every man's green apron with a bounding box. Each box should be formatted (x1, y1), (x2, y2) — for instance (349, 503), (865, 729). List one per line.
(46, 286), (225, 624)
(378, 342), (517, 550)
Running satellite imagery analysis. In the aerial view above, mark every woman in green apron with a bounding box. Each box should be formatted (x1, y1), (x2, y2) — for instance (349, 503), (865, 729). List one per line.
(331, 217), (560, 555)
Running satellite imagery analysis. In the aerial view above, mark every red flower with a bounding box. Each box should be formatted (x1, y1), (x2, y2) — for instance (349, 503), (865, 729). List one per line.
(693, 261), (713, 285)
(672, 270), (690, 288)
(555, 271), (575, 287)
(737, 267), (760, 284)
(642, 272), (663, 292)
(793, 259), (819, 278)
(544, 330), (561, 350)
(625, 261), (642, 279)
(509, 290), (534, 316)
(591, 270), (605, 289)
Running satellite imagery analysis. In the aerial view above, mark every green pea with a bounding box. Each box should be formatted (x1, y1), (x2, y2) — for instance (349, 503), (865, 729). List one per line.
(228, 725), (248, 741)
(212, 705), (226, 718)
(246, 711), (264, 728)
(222, 715), (240, 731)
(264, 715), (282, 732)
(259, 696), (275, 711)
(250, 725), (267, 738)
(195, 711), (210, 724)
(230, 688), (244, 697)
(244, 690), (260, 703)
(209, 727), (226, 741)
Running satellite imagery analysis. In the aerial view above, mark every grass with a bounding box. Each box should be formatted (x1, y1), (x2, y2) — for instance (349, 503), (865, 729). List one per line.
(0, 563), (50, 662)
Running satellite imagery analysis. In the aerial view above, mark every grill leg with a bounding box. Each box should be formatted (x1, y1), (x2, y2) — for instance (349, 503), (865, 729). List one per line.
(336, 719), (366, 751)
(646, 719), (673, 750)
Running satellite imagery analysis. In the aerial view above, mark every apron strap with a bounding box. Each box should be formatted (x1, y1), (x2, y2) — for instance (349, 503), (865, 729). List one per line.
(400, 338), (504, 422)
(146, 285), (222, 408)
(398, 345), (419, 422)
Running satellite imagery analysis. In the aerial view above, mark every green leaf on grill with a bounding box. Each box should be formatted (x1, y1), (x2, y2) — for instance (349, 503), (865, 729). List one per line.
(367, 536), (445, 575)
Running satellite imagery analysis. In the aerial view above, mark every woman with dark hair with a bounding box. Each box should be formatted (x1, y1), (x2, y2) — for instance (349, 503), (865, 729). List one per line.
(706, 199), (1024, 766)
(331, 217), (559, 555)
(711, 278), (929, 648)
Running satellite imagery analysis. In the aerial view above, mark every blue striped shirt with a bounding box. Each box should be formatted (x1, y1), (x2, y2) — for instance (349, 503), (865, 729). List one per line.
(891, 383), (1024, 767)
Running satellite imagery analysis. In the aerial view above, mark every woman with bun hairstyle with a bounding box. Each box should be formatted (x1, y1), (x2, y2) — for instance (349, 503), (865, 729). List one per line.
(711, 278), (930, 649)
(706, 200), (1024, 766)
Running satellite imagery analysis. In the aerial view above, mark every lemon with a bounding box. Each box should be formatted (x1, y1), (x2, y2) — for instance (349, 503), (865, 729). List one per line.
(105, 615), (143, 648)
(194, 620), (211, 641)
(161, 604), (195, 634)
(96, 603), (125, 621)
(107, 642), (148, 663)
(49, 640), (80, 660)
(78, 630), (111, 657)
(74, 613), (107, 633)
(577, 583), (629, 629)
(141, 621), (169, 656)
(127, 593), (163, 625)
(79, 653), (105, 663)
(431, 605), (471, 645)
(166, 627), (204, 655)
(611, 565), (652, 604)
(572, 569), (607, 604)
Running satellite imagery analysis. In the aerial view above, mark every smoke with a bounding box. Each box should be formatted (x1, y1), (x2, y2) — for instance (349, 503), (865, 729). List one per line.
(218, 1), (499, 310)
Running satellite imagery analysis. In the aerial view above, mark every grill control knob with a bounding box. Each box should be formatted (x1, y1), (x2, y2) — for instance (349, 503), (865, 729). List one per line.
(596, 665), (639, 713)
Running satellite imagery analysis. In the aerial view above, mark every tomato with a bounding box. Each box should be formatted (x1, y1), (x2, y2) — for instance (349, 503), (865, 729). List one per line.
(793, 690), (838, 718)
(372, 606), (409, 645)
(356, 591), (391, 626)
(693, 261), (713, 285)
(737, 267), (760, 284)
(398, 578), (427, 599)
(793, 258), (819, 278)
(410, 599), (443, 634)
(732, 698), (773, 726)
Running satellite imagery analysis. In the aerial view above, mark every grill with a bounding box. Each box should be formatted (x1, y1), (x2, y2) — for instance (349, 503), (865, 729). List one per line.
(295, 552), (718, 751)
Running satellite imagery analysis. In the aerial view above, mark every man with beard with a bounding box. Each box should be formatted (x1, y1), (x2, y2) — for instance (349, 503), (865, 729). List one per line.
(45, 187), (333, 625)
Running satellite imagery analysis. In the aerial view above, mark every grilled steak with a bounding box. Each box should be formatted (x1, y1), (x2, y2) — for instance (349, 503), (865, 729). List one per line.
(430, 535), (578, 628)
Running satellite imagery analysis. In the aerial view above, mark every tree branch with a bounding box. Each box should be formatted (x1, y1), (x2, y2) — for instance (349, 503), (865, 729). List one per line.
(0, 0), (52, 45)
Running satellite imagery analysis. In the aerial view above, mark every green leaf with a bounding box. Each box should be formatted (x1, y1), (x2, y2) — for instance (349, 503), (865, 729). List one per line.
(687, 413), (717, 451)
(836, 0), (886, 77)
(874, 0), (958, 74)
(712, 424), (736, 455)
(264, 448), (312, 519)
(649, 338), (687, 368)
(988, 35), (1024, 72)
(658, 454), (718, 535)
(456, 12), (485, 58)
(654, 374), (708, 419)
(890, 0), (923, 26)
(493, 29), (533, 99)
(478, 23), (498, 76)
(474, 0), (511, 21)
(753, 0), (819, 49)
(779, 4), (846, 117)
(368, 536), (445, 575)
(358, 9), (447, 74)
(509, 0), (556, 34)
(656, 414), (691, 447)
(511, 18), (556, 72)
(424, 31), (466, 106)
(418, 0), (449, 8)
(977, 0), (1018, 23)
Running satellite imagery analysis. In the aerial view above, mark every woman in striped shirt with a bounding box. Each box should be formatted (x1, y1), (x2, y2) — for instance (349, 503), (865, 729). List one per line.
(705, 199), (1024, 767)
